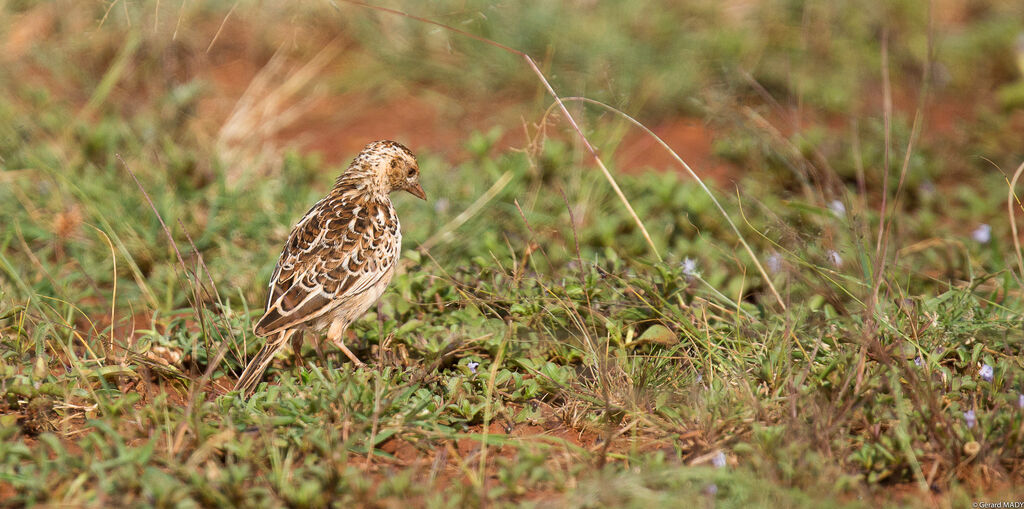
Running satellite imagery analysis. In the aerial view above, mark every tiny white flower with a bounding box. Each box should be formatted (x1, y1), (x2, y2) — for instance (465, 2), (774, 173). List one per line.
(828, 200), (846, 218)
(827, 250), (842, 267)
(766, 252), (783, 274)
(712, 451), (727, 468)
(1018, 394), (1024, 410)
(979, 364), (994, 382)
(972, 224), (991, 244)
(434, 197), (450, 214)
(682, 257), (699, 277)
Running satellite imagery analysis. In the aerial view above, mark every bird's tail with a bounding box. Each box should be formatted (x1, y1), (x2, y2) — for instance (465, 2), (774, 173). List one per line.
(234, 330), (293, 397)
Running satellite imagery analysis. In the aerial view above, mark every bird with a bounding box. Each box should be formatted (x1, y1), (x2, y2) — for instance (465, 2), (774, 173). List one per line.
(234, 140), (425, 396)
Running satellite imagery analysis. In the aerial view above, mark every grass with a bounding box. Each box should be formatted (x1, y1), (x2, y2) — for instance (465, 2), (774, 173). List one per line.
(2, 0), (1024, 506)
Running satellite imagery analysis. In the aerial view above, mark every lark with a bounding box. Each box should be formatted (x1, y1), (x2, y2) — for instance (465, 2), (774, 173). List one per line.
(235, 140), (425, 396)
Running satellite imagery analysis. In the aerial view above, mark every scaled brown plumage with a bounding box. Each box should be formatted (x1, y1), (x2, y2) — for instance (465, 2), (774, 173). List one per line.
(235, 140), (425, 396)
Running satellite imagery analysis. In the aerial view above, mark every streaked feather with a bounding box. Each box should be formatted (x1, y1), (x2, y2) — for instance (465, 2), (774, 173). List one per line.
(253, 194), (400, 336)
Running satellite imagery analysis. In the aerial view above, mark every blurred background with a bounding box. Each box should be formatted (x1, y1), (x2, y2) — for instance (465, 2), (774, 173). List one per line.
(3, 0), (1023, 299)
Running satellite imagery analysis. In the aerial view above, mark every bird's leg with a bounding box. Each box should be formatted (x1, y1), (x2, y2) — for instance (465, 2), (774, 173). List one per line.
(376, 300), (385, 339)
(289, 330), (306, 369)
(376, 300), (386, 363)
(312, 336), (327, 366)
(327, 320), (365, 368)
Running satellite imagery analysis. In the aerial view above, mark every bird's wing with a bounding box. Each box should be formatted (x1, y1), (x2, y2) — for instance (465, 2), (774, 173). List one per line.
(253, 193), (400, 336)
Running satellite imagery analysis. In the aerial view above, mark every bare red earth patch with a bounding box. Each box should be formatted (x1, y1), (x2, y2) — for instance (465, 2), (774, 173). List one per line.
(616, 117), (740, 185)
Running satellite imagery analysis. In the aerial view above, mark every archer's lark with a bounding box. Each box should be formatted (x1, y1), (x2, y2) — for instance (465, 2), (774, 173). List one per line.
(235, 140), (425, 396)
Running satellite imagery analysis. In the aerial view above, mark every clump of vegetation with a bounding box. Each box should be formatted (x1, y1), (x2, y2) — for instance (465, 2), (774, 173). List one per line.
(1, 0), (1023, 506)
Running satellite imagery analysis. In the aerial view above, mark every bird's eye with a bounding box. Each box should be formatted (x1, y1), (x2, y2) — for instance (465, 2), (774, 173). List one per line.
(407, 168), (417, 177)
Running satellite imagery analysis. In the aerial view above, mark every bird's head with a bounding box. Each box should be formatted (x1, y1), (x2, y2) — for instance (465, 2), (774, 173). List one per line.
(343, 140), (426, 200)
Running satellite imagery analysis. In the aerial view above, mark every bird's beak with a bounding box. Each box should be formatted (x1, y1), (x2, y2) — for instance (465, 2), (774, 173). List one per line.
(406, 182), (427, 200)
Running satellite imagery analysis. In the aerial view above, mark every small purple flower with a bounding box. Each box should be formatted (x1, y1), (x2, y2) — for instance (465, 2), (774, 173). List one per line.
(712, 451), (727, 468)
(766, 252), (783, 274)
(434, 198), (450, 214)
(979, 364), (994, 382)
(914, 356), (924, 367)
(467, 361), (479, 374)
(964, 410), (977, 429)
(1018, 394), (1023, 410)
(971, 224), (991, 244)
(919, 180), (936, 195)
(682, 258), (699, 277)
(828, 200), (846, 218)
(703, 483), (718, 496)
(827, 250), (842, 267)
